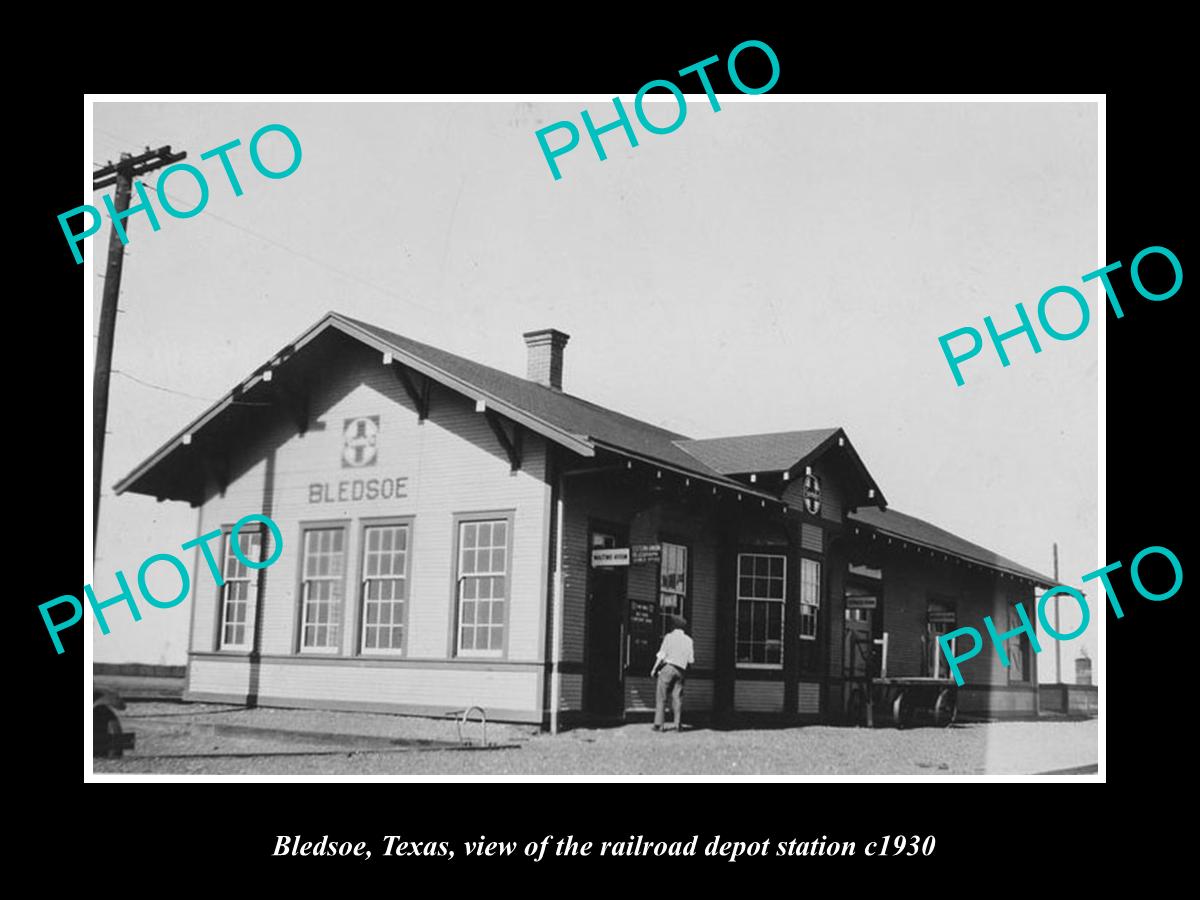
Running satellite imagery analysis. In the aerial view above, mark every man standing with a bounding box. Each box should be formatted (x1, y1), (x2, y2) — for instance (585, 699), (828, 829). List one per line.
(651, 614), (694, 732)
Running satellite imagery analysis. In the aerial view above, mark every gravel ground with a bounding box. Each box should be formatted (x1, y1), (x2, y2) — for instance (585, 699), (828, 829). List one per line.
(118, 702), (539, 742)
(94, 702), (1097, 776)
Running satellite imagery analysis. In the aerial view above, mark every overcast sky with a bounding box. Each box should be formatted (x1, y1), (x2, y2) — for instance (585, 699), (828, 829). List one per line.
(89, 100), (1098, 678)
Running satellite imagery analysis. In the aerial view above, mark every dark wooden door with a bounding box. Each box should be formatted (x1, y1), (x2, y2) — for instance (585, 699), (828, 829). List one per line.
(843, 609), (874, 678)
(585, 529), (626, 717)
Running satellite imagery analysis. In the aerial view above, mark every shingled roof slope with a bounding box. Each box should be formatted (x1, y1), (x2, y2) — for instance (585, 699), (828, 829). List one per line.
(675, 429), (840, 474)
(342, 315), (732, 478)
(849, 506), (1056, 585)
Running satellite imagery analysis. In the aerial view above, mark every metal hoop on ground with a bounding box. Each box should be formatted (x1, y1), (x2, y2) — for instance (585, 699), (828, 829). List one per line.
(445, 706), (488, 746)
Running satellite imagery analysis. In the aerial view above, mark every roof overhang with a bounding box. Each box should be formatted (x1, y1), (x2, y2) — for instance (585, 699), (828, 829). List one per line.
(590, 440), (789, 511)
(847, 518), (1057, 588)
(114, 313), (596, 502)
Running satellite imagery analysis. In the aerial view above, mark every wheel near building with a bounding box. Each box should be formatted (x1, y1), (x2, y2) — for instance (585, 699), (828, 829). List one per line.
(934, 687), (957, 728)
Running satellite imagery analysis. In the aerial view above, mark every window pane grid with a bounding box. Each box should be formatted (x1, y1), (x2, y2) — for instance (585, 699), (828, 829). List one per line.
(736, 553), (786, 665)
(658, 542), (688, 637)
(799, 558), (821, 640)
(219, 529), (261, 649)
(362, 525), (409, 652)
(301, 528), (345, 651)
(458, 519), (507, 654)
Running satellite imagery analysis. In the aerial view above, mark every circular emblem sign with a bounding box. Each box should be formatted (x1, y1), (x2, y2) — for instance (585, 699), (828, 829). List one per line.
(342, 416), (379, 468)
(802, 473), (822, 515)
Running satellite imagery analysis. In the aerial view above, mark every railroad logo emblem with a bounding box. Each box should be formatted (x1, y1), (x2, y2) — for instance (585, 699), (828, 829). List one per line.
(802, 473), (822, 515)
(342, 416), (379, 468)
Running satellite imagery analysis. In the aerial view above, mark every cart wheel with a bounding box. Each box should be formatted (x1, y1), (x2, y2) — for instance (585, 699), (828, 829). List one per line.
(893, 692), (914, 729)
(94, 707), (124, 758)
(846, 689), (866, 726)
(934, 688), (957, 727)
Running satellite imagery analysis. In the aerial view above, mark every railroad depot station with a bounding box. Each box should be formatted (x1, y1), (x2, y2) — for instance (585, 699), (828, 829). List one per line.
(117, 313), (1070, 727)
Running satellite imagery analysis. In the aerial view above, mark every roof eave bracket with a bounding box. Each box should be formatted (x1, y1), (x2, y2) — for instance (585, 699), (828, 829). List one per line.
(484, 409), (522, 472)
(392, 363), (430, 421)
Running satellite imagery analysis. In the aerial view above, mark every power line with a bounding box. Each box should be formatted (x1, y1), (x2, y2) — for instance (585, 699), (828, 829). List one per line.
(90, 145), (489, 340)
(140, 180), (475, 333)
(95, 125), (141, 146)
(114, 369), (272, 406)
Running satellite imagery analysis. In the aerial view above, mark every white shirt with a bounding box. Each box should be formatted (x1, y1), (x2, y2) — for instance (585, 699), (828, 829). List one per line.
(656, 629), (695, 670)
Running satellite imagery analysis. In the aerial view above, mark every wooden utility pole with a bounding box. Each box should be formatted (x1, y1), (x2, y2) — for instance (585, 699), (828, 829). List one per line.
(92, 145), (186, 546)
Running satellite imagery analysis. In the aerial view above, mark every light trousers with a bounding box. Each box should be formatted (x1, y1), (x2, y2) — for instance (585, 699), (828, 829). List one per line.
(655, 664), (685, 728)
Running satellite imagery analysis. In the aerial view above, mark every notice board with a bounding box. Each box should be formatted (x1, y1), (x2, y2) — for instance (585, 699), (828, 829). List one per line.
(628, 598), (658, 672)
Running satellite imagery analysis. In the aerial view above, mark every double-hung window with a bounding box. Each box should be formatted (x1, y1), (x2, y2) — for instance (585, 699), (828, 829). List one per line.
(736, 553), (786, 667)
(799, 557), (821, 640)
(456, 518), (508, 656)
(219, 527), (261, 650)
(300, 527), (346, 652)
(360, 524), (410, 654)
(658, 542), (688, 638)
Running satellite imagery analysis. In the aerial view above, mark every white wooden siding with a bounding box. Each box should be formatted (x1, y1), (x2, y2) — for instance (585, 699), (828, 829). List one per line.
(189, 656), (251, 695)
(255, 662), (540, 709)
(191, 345), (552, 714)
(189, 658), (540, 711)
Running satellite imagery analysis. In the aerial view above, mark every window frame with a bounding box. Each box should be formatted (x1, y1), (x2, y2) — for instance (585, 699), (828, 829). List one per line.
(1007, 604), (1032, 684)
(216, 523), (264, 652)
(656, 539), (691, 641)
(450, 510), (515, 660)
(927, 597), (958, 679)
(295, 520), (351, 656)
(798, 555), (821, 642)
(355, 516), (415, 657)
(735, 551), (788, 670)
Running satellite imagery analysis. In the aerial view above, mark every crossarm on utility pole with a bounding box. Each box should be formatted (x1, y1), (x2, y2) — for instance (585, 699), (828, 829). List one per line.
(91, 145), (187, 549)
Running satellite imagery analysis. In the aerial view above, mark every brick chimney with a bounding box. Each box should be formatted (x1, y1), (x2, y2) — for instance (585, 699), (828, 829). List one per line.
(523, 329), (570, 390)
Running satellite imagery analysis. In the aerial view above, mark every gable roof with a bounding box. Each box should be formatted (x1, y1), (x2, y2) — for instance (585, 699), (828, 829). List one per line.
(675, 429), (838, 474)
(848, 506), (1057, 586)
(114, 312), (781, 504)
(675, 427), (886, 509)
